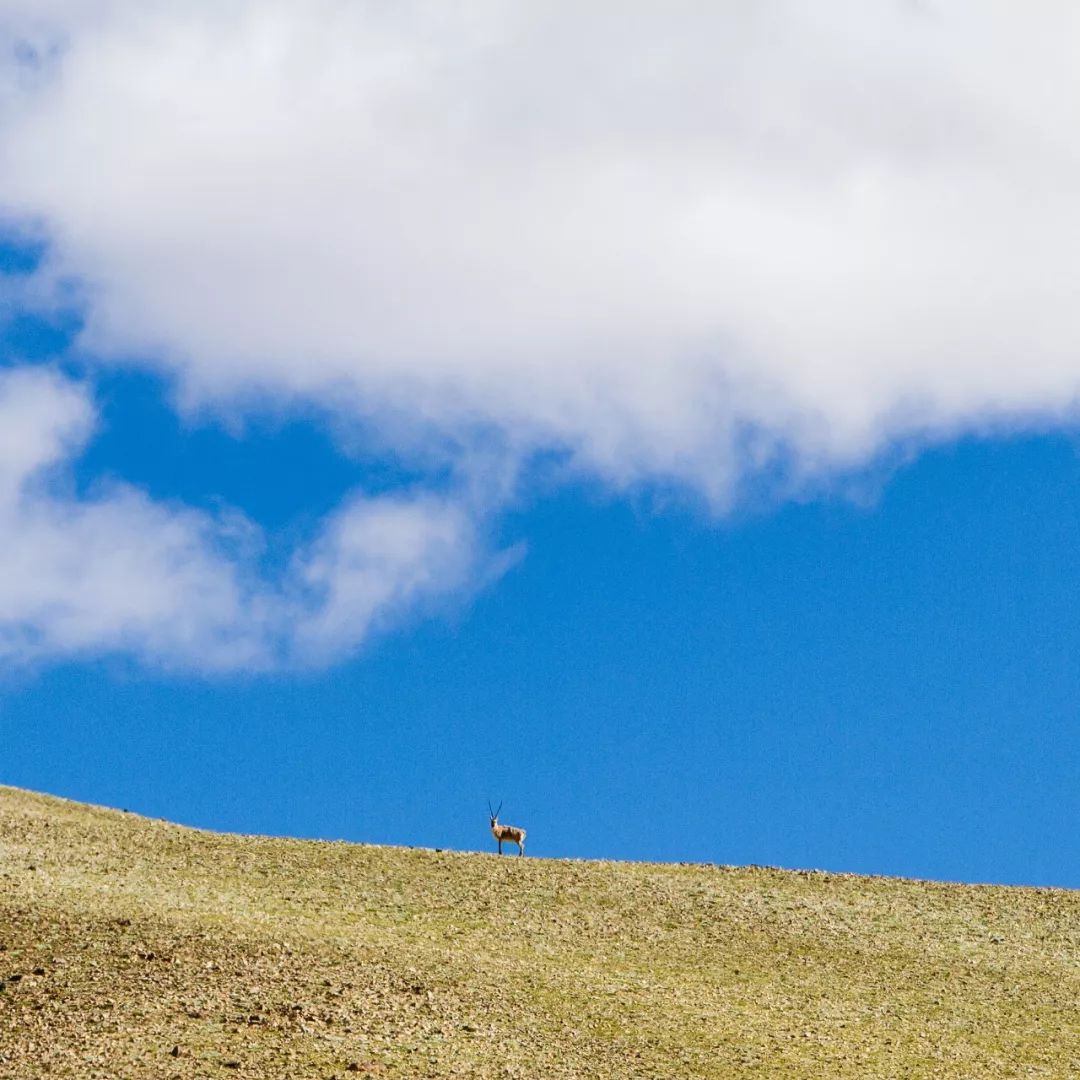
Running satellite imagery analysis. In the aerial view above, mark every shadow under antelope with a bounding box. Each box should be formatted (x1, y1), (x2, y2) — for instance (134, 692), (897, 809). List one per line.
(488, 800), (526, 856)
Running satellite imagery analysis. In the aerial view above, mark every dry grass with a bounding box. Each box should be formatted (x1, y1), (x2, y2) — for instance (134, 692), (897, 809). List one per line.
(0, 784), (1077, 1078)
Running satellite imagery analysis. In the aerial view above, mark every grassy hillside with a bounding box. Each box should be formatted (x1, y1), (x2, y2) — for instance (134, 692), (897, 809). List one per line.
(0, 786), (1077, 1079)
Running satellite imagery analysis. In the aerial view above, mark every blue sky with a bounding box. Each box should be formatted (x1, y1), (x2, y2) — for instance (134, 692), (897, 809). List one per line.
(1, 4), (1079, 888)
(3, 299), (1078, 886)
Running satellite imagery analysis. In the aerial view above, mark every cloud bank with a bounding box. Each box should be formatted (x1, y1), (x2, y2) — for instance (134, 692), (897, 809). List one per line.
(2, 2), (1080, 667)
(0, 367), (490, 670)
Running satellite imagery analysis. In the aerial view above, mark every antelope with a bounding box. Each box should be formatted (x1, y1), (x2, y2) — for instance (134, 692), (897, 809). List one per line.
(488, 800), (526, 856)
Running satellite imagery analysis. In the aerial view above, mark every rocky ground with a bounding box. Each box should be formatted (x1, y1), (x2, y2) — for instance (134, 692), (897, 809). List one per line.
(0, 785), (1077, 1078)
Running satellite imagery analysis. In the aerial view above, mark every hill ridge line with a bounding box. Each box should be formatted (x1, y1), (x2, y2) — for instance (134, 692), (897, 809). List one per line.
(0, 782), (1071, 894)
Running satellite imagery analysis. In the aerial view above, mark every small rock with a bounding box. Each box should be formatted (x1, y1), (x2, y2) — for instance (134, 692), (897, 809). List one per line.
(222, 1062), (241, 1070)
(169, 1045), (180, 1057)
(32, 967), (45, 976)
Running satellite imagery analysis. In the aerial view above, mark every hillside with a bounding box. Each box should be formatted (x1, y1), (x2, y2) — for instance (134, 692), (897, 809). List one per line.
(0, 787), (1077, 1079)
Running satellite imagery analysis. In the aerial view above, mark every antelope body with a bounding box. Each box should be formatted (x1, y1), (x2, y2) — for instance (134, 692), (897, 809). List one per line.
(488, 800), (526, 856)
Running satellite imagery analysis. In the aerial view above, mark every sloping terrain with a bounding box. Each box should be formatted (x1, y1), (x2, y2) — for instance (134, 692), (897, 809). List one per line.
(0, 785), (1077, 1079)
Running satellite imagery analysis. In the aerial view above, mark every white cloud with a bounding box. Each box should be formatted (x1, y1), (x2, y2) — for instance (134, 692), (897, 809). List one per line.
(289, 491), (492, 665)
(0, 367), (492, 670)
(2, 1), (1080, 500)
(2, 3), (1080, 664)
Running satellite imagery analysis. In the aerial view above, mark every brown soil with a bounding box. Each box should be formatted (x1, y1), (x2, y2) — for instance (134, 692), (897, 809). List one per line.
(1, 785), (1077, 1078)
